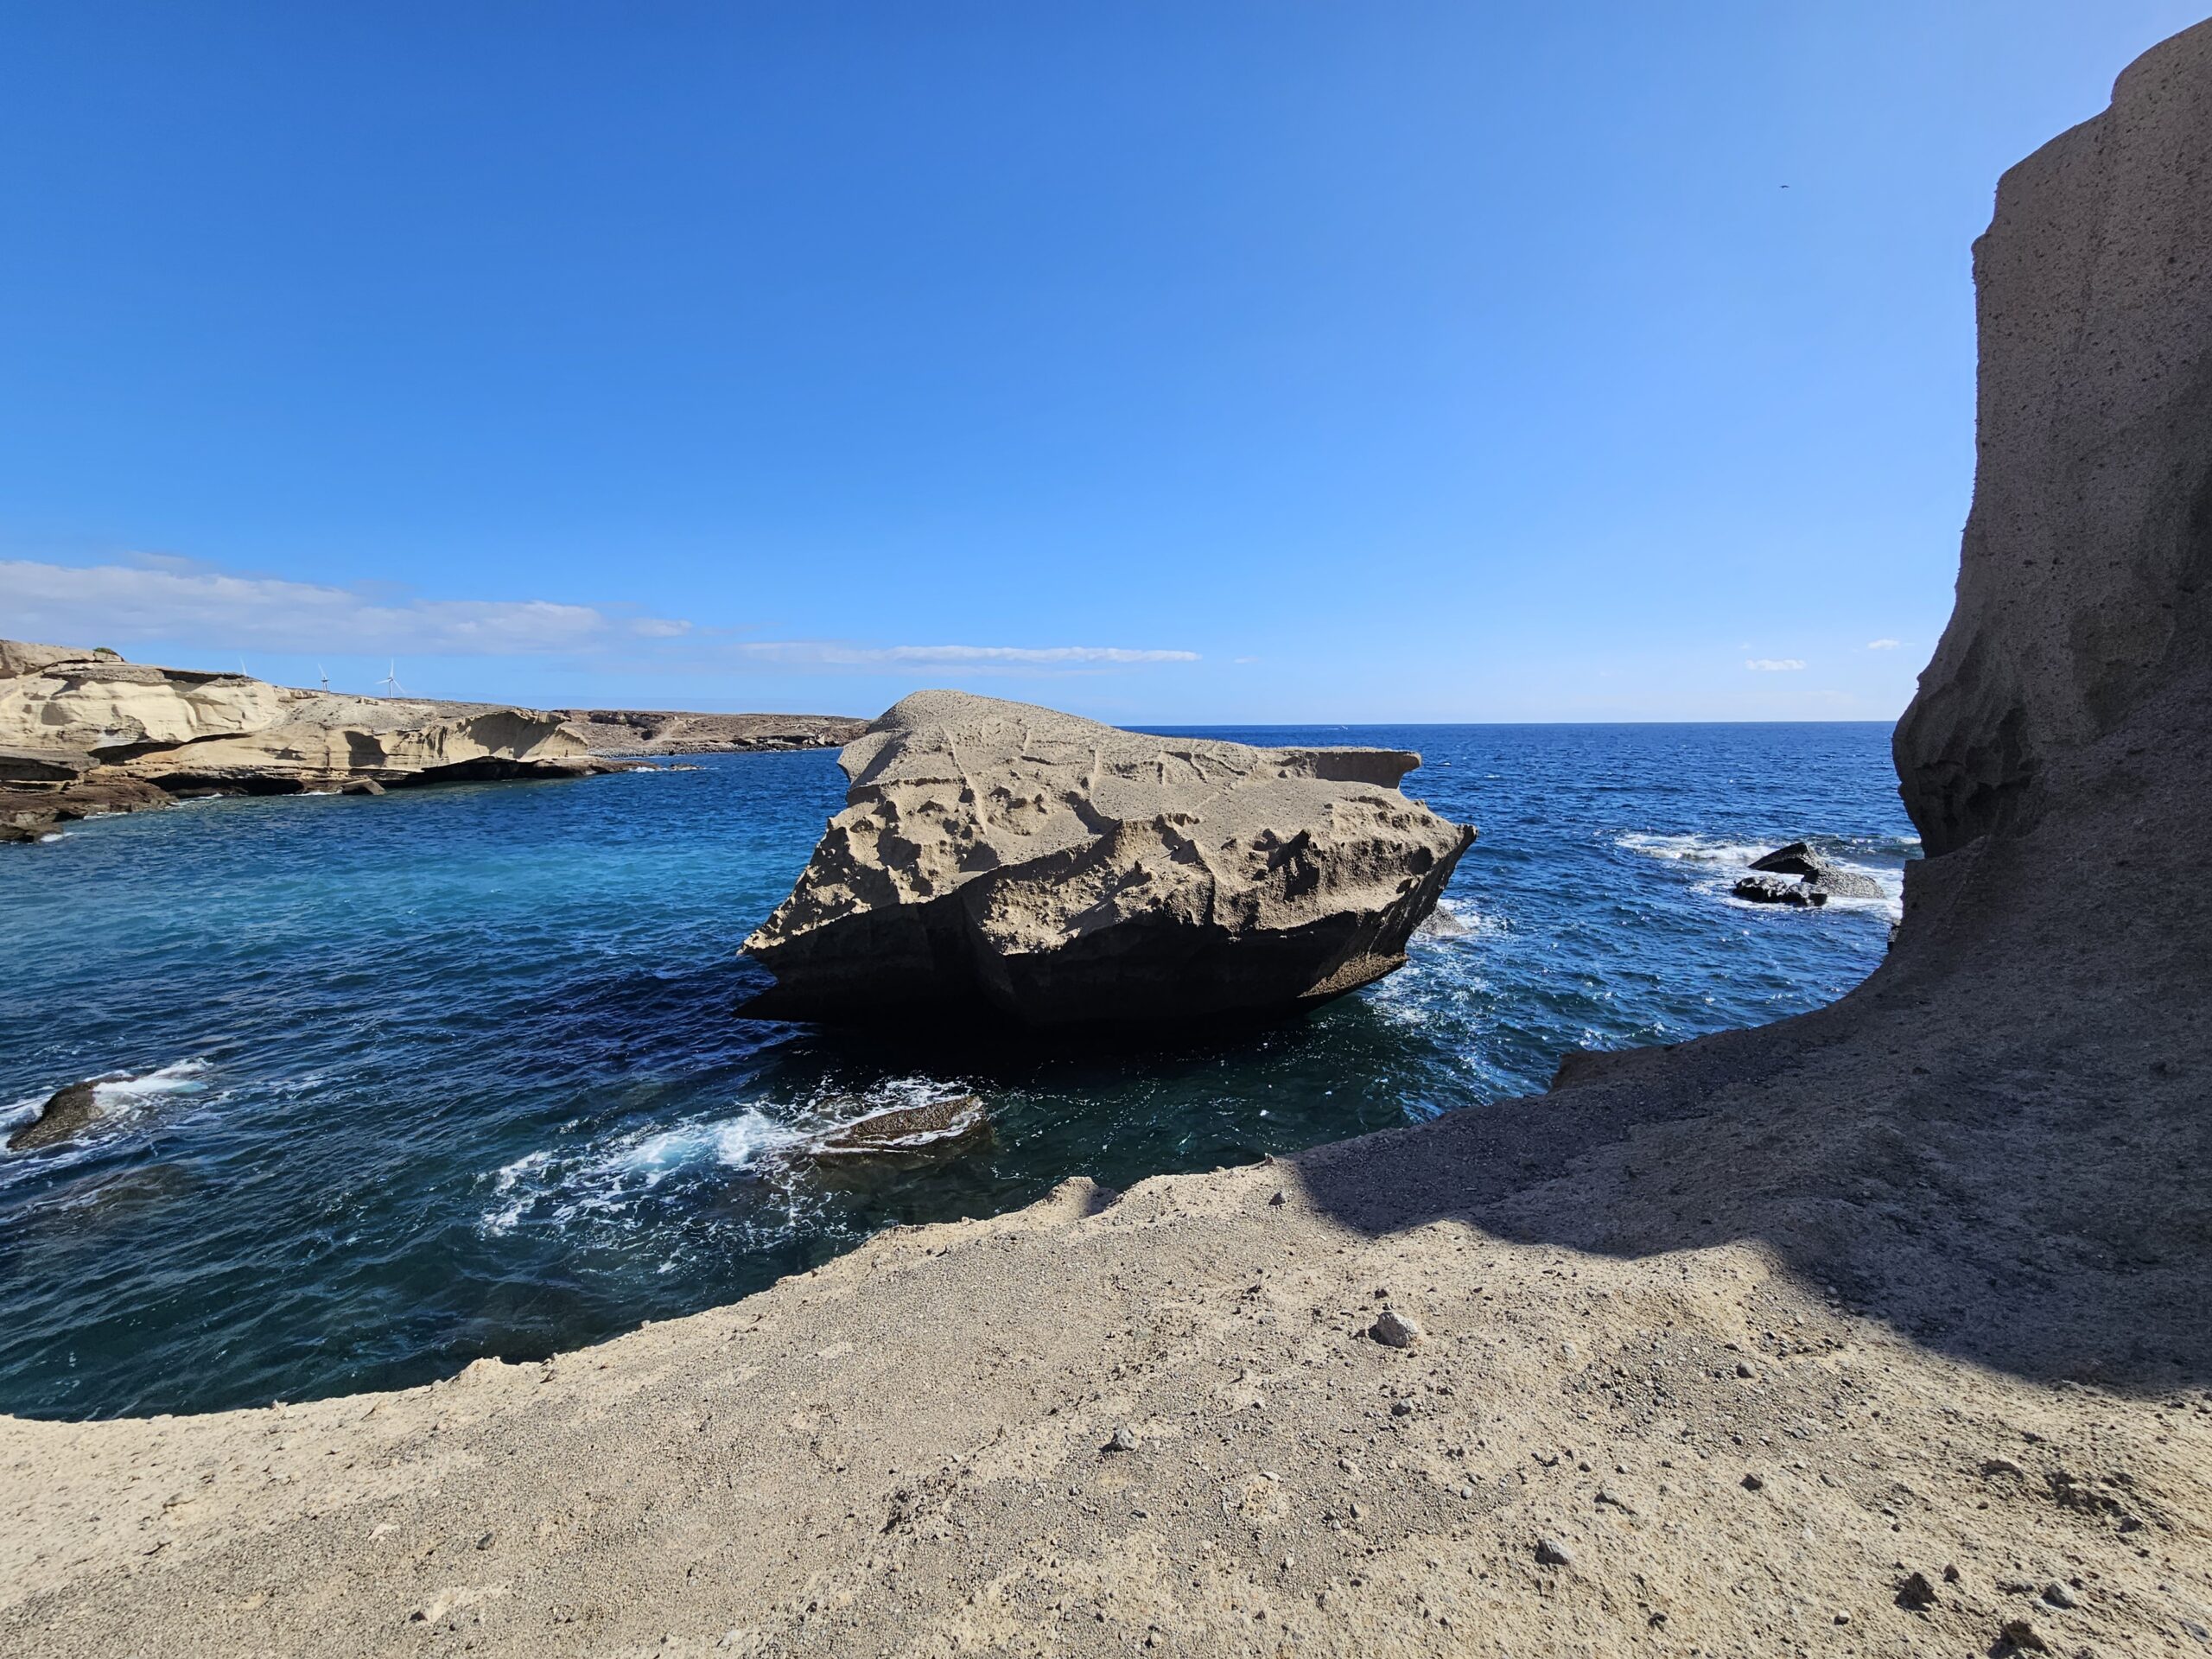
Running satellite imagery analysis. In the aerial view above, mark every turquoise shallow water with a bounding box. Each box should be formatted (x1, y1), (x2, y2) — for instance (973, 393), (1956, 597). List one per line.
(0, 722), (1914, 1419)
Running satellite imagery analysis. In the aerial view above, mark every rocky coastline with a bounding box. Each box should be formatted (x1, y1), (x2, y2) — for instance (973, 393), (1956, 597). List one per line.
(0, 642), (861, 842)
(553, 707), (867, 756)
(6, 21), (2212, 1658)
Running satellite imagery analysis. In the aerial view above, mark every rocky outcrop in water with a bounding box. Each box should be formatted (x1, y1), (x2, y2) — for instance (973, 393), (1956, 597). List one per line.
(743, 690), (1475, 1025)
(1738, 840), (1885, 903)
(6, 1078), (105, 1152)
(0, 643), (880, 842)
(1732, 873), (1826, 906)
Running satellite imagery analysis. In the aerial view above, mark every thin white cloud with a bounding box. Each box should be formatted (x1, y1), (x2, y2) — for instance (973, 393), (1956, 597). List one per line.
(0, 556), (686, 657)
(0, 556), (1199, 673)
(728, 640), (1198, 670)
(1866, 638), (1902, 651)
(1745, 658), (1807, 671)
(874, 645), (1197, 665)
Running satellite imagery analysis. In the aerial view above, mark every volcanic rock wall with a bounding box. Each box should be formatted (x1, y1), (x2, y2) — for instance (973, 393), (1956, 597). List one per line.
(1895, 26), (2212, 858)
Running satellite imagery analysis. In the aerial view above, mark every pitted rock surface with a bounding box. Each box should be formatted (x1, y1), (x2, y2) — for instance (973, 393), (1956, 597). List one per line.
(743, 689), (1475, 1025)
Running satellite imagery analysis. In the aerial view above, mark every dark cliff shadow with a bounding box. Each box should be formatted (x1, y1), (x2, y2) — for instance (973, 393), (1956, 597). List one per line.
(1293, 14), (2212, 1396)
(1290, 743), (2212, 1394)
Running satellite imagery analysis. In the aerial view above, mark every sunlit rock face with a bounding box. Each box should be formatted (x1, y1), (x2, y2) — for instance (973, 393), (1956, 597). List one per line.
(0, 642), (594, 791)
(743, 690), (1475, 1027)
(1894, 28), (2212, 858)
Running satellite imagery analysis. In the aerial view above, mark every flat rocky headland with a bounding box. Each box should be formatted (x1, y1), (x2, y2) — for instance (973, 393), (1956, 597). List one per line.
(553, 708), (866, 755)
(0, 643), (861, 842)
(6, 22), (2212, 1658)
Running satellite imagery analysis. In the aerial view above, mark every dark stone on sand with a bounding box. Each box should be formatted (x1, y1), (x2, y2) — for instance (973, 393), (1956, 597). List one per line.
(1370, 1307), (1422, 1348)
(1896, 1570), (1939, 1610)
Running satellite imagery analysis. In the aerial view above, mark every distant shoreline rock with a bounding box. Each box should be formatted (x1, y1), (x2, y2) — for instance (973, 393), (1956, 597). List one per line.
(742, 690), (1475, 1027)
(0, 641), (864, 842)
(551, 709), (868, 756)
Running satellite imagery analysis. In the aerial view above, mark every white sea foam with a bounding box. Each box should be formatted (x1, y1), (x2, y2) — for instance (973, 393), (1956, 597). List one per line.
(1417, 897), (1472, 939)
(1617, 831), (1775, 868)
(614, 1111), (804, 1182)
(1618, 832), (1904, 921)
(95, 1059), (213, 1104)
(475, 1078), (989, 1237)
(478, 1108), (806, 1236)
(0, 1059), (213, 1154)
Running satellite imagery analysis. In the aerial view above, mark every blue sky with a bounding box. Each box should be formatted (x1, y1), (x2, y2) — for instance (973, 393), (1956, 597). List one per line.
(1, 3), (2201, 721)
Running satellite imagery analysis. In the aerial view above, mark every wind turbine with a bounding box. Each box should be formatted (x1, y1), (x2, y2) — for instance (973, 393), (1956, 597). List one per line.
(378, 661), (405, 698)
(317, 664), (330, 693)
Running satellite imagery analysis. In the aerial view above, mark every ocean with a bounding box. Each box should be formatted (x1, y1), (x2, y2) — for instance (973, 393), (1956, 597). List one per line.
(0, 722), (1914, 1418)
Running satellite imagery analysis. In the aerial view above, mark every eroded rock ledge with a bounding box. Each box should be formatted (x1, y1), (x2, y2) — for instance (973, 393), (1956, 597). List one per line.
(741, 689), (1476, 1025)
(0, 643), (860, 842)
(552, 707), (867, 755)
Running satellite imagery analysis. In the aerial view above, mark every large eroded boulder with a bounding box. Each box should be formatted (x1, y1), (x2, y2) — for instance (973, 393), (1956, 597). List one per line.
(742, 690), (1475, 1026)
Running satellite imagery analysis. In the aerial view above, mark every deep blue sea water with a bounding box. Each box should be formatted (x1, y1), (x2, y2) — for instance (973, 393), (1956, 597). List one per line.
(0, 723), (1914, 1419)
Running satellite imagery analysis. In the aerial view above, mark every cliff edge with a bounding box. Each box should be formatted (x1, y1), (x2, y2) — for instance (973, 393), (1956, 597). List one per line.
(1896, 33), (2212, 858)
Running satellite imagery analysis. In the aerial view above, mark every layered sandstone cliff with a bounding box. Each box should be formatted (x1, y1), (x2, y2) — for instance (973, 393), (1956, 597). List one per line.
(0, 643), (595, 789)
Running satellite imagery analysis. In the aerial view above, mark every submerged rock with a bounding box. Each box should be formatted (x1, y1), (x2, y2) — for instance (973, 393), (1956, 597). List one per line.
(808, 1095), (990, 1160)
(742, 690), (1475, 1027)
(8, 1078), (109, 1152)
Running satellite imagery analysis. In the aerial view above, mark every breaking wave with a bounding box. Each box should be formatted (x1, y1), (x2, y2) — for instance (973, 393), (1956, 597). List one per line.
(1617, 831), (1909, 920)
